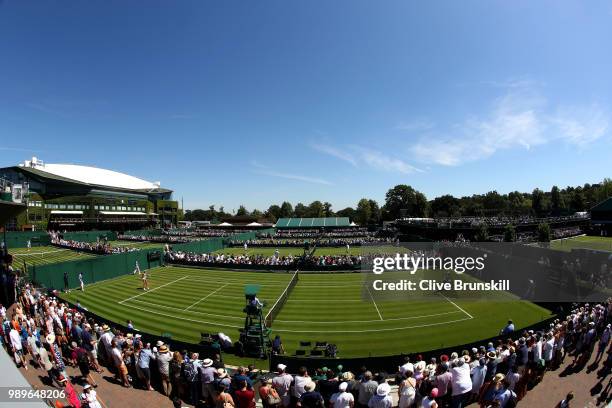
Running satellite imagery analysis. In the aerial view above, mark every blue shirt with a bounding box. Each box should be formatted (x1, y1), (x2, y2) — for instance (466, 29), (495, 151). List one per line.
(138, 348), (154, 369)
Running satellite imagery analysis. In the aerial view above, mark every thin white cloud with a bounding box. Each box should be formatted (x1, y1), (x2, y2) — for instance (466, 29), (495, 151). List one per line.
(410, 86), (609, 166)
(251, 162), (332, 185)
(309, 142), (357, 166)
(310, 143), (422, 174)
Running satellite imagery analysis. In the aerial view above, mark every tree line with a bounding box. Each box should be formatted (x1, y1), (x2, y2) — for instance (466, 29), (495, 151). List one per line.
(183, 178), (612, 225)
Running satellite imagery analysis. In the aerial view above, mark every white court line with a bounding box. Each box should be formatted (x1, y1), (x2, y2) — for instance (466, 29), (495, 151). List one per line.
(185, 283), (230, 311)
(13, 249), (69, 256)
(118, 302), (243, 329)
(365, 283), (384, 321)
(118, 276), (189, 304)
(122, 294), (464, 325)
(117, 298), (474, 333)
(270, 316), (474, 333)
(274, 310), (463, 324)
(127, 298), (245, 320)
(439, 293), (474, 319)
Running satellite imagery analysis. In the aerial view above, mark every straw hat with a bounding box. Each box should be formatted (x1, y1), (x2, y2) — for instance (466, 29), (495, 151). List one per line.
(158, 345), (169, 353)
(46, 334), (56, 344)
(217, 368), (228, 378)
(202, 358), (213, 367)
(102, 324), (110, 332)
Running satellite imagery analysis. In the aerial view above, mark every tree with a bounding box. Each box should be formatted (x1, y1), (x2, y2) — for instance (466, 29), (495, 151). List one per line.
(550, 186), (563, 216)
(336, 207), (356, 220)
(251, 209), (263, 218)
(383, 185), (428, 220)
(236, 205), (248, 216)
(368, 199), (381, 224)
(475, 224), (489, 242)
(306, 201), (325, 218)
(265, 205), (282, 222)
(279, 202), (293, 218)
(531, 188), (546, 216)
(503, 224), (516, 242)
(570, 188), (585, 212)
(355, 198), (372, 226)
(294, 203), (307, 217)
(430, 195), (461, 217)
(323, 202), (334, 217)
(537, 222), (551, 242)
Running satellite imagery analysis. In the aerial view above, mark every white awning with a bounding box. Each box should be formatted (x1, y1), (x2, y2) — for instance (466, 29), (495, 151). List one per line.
(99, 211), (147, 216)
(350, 222), (357, 226)
(50, 210), (83, 215)
(246, 222), (262, 227)
(218, 222), (232, 226)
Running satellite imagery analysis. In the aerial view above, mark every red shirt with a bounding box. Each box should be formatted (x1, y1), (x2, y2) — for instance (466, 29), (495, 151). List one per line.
(234, 388), (255, 408)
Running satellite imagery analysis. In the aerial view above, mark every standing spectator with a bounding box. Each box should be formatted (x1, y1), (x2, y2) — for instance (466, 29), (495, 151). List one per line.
(470, 358), (487, 400)
(421, 388), (439, 408)
(331, 382), (354, 408)
(156, 344), (173, 396)
(555, 391), (574, 408)
(398, 370), (416, 408)
(259, 378), (281, 408)
(9, 323), (26, 370)
(170, 351), (184, 399)
(357, 372), (378, 408)
(137, 342), (155, 391)
(298, 382), (324, 408)
(111, 339), (130, 388)
(451, 358), (472, 408)
(234, 379), (256, 408)
(293, 366), (311, 403)
(182, 352), (201, 404)
(272, 363), (293, 408)
(215, 383), (235, 408)
(367, 382), (392, 408)
(199, 358), (217, 405)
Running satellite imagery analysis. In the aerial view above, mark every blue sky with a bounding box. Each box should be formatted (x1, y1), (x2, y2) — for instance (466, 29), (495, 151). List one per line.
(1, 1), (611, 212)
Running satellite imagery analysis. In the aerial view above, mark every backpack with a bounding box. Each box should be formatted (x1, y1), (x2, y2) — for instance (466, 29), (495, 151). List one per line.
(183, 361), (199, 383)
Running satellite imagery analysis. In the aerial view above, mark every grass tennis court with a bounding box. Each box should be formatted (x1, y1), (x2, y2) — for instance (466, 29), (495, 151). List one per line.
(214, 246), (364, 256)
(9, 246), (97, 267)
(110, 240), (165, 250)
(60, 265), (551, 366)
(550, 235), (612, 252)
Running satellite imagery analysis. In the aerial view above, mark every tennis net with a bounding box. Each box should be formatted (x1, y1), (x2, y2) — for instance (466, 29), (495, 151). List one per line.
(265, 270), (299, 327)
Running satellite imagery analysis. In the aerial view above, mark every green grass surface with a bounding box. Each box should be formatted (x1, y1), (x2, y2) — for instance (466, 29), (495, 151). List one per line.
(9, 246), (97, 267)
(110, 240), (165, 250)
(214, 245), (399, 257)
(550, 235), (612, 252)
(61, 266), (551, 366)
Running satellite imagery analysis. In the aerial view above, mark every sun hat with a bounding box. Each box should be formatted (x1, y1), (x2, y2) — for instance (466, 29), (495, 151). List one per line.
(339, 382), (348, 391)
(376, 382), (391, 396)
(217, 368), (228, 378)
(159, 345), (169, 353)
(462, 355), (471, 364)
(126, 333), (133, 339)
(202, 358), (213, 367)
(46, 334), (56, 344)
(277, 363), (287, 371)
(102, 324), (110, 332)
(83, 384), (91, 390)
(156, 340), (165, 347)
(341, 372), (354, 381)
(486, 351), (496, 359)
(304, 382), (316, 392)
(493, 373), (505, 383)
(58, 375), (67, 383)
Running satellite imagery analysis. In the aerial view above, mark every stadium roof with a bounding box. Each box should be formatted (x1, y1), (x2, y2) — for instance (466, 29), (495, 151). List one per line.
(3, 157), (172, 195)
(275, 217), (351, 228)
